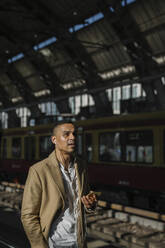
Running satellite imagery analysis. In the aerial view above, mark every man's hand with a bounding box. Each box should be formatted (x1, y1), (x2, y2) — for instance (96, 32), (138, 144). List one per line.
(81, 192), (97, 210)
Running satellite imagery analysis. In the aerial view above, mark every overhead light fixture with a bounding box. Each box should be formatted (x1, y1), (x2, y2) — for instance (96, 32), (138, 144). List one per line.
(11, 96), (23, 103)
(100, 65), (135, 80)
(61, 79), (85, 90)
(154, 56), (165, 64)
(34, 89), (51, 97)
(40, 48), (52, 57)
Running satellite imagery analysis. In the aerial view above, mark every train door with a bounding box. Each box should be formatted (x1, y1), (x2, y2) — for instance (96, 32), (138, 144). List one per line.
(0, 134), (6, 160)
(24, 136), (36, 161)
(2, 138), (7, 159)
(0, 137), (8, 181)
(76, 127), (83, 157)
(39, 135), (54, 159)
(85, 133), (93, 162)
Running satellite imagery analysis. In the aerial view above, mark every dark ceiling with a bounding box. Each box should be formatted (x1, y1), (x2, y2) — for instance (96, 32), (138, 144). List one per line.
(0, 0), (165, 114)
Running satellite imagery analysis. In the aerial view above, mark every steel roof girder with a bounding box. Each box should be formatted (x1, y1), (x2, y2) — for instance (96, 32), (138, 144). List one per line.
(25, 50), (65, 95)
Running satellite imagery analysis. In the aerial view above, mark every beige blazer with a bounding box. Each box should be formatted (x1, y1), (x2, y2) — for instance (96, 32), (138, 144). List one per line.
(21, 151), (89, 248)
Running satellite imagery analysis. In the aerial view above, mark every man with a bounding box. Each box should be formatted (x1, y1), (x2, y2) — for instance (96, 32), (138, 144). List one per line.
(21, 121), (97, 248)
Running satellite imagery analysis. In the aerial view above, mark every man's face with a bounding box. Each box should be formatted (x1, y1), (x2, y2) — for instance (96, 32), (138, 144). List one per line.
(53, 123), (76, 154)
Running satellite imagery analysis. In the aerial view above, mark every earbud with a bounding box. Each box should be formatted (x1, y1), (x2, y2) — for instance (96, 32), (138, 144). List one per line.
(51, 136), (56, 145)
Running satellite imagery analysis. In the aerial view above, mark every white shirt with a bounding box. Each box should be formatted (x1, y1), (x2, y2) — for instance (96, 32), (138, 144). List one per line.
(48, 162), (79, 247)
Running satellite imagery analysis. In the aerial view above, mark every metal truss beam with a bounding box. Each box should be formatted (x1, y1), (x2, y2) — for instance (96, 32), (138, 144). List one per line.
(24, 50), (71, 113)
(0, 7), (71, 114)
(15, 0), (113, 115)
(6, 65), (42, 116)
(0, 85), (14, 108)
(56, 30), (113, 115)
(101, 1), (165, 110)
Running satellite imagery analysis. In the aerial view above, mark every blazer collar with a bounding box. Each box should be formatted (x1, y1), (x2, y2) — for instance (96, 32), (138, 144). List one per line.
(46, 151), (84, 200)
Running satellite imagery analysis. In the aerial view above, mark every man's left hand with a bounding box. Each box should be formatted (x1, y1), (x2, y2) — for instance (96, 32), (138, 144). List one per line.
(81, 192), (97, 210)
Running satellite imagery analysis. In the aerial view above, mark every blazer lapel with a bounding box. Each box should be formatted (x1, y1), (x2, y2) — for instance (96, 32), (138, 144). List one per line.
(46, 151), (66, 203)
(46, 152), (85, 200)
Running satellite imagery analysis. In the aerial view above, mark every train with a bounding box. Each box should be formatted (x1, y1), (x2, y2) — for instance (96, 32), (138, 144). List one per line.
(0, 111), (165, 212)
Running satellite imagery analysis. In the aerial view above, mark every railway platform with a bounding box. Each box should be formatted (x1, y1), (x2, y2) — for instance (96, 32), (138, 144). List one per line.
(0, 206), (117, 248)
(1, 183), (165, 248)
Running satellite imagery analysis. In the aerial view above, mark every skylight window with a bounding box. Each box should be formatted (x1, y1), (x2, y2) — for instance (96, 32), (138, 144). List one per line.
(123, 0), (136, 5)
(69, 12), (104, 33)
(8, 37), (57, 64)
(33, 36), (57, 51)
(110, 0), (136, 11)
(7, 1), (136, 65)
(8, 53), (24, 63)
(69, 24), (86, 33)
(85, 12), (104, 25)
(69, 0), (135, 33)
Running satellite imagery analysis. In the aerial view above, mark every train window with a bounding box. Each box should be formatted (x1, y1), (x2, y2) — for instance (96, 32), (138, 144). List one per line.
(2, 138), (7, 159)
(76, 134), (83, 156)
(39, 136), (54, 159)
(99, 132), (121, 162)
(24, 136), (36, 161)
(85, 133), (93, 162)
(12, 138), (21, 158)
(125, 131), (153, 163)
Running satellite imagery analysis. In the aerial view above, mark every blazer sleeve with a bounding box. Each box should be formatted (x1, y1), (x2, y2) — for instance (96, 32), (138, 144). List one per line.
(21, 167), (48, 248)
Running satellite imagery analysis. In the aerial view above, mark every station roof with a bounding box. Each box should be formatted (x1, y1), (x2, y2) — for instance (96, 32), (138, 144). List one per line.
(0, 0), (165, 111)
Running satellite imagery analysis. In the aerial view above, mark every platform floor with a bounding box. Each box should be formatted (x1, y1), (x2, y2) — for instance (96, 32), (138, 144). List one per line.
(0, 207), (114, 248)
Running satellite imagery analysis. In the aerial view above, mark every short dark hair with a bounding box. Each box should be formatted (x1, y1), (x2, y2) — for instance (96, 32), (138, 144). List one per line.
(52, 121), (74, 135)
